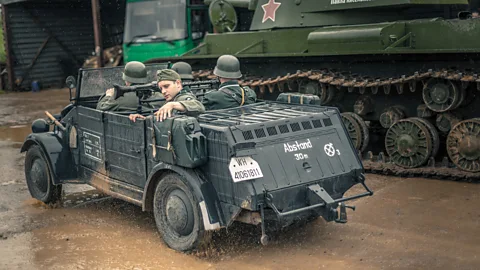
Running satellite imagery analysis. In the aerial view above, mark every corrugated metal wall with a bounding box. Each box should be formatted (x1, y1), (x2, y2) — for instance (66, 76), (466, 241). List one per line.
(4, 0), (126, 91)
(6, 1), (94, 90)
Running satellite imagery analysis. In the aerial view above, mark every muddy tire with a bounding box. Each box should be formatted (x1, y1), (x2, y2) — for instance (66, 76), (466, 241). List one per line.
(24, 145), (62, 204)
(153, 173), (207, 252)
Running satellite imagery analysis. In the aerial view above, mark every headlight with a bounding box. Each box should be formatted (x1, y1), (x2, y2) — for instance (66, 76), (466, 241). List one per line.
(31, 119), (49, 133)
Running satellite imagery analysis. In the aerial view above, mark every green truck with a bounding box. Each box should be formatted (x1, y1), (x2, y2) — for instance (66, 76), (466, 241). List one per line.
(122, 0), (210, 62)
(126, 0), (480, 179)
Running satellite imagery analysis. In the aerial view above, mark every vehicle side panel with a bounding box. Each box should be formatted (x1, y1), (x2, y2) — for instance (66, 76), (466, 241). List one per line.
(198, 128), (257, 209)
(76, 106), (107, 175)
(79, 166), (144, 205)
(104, 112), (147, 188)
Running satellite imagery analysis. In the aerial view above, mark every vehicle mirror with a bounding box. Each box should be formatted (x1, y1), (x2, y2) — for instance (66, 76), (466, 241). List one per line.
(66, 76), (76, 89)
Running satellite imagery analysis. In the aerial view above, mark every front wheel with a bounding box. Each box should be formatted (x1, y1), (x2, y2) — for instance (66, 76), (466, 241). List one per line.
(24, 145), (62, 204)
(153, 173), (208, 252)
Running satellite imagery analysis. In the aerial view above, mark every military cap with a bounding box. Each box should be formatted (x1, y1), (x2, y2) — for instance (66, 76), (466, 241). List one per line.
(157, 69), (181, 82)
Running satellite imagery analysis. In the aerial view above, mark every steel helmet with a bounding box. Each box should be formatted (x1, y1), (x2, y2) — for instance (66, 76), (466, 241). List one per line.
(213, 54), (242, 79)
(171, 61), (194, 80)
(122, 61), (148, 84)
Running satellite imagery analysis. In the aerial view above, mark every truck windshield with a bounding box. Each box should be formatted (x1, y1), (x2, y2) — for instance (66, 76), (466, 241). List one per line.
(124, 0), (187, 44)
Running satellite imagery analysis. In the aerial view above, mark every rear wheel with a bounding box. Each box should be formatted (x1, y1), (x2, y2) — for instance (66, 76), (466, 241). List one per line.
(24, 145), (62, 204)
(153, 173), (208, 252)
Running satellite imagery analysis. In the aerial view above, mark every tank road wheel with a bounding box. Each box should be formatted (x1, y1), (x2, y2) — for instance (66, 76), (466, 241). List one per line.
(410, 117), (440, 158)
(319, 84), (336, 105)
(341, 113), (362, 150)
(422, 79), (461, 112)
(385, 118), (433, 168)
(153, 173), (207, 252)
(379, 106), (405, 129)
(24, 145), (62, 204)
(436, 113), (461, 134)
(446, 119), (480, 172)
(344, 112), (369, 152)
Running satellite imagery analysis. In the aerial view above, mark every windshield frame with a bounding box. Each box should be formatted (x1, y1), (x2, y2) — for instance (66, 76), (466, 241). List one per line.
(75, 63), (170, 100)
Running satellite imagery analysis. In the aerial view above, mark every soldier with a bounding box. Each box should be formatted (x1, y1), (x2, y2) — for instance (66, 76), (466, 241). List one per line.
(202, 55), (256, 110)
(129, 69), (205, 122)
(171, 61), (195, 95)
(171, 61), (194, 82)
(96, 61), (164, 111)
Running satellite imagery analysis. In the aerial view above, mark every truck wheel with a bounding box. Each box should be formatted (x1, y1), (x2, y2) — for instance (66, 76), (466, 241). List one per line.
(24, 145), (62, 204)
(153, 173), (207, 252)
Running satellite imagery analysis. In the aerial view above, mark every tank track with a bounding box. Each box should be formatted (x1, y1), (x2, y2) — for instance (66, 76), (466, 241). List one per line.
(192, 68), (480, 181)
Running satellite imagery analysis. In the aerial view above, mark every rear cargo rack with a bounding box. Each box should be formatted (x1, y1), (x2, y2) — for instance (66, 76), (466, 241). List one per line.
(198, 101), (338, 143)
(197, 101), (332, 127)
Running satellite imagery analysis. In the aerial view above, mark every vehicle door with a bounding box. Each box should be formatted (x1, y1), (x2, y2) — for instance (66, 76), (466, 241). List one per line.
(103, 111), (147, 188)
(76, 106), (107, 176)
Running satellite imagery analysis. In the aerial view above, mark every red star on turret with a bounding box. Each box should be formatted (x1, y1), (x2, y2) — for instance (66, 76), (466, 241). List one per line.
(261, 0), (281, 23)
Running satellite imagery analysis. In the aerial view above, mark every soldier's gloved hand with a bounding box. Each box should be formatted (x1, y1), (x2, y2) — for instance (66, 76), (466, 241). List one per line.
(154, 103), (175, 122)
(106, 88), (114, 97)
(129, 113), (145, 122)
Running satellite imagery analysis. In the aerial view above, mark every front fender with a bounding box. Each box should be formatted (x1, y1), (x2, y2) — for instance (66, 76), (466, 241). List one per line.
(143, 163), (223, 230)
(21, 132), (77, 184)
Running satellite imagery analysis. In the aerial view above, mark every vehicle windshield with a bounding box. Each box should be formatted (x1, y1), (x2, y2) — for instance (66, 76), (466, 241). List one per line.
(124, 0), (187, 44)
(79, 63), (169, 98)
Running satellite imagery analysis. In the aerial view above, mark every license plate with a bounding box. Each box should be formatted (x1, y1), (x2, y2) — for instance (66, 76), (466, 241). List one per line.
(228, 156), (264, 182)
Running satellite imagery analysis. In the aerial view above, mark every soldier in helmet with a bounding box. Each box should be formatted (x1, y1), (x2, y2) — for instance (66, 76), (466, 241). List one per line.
(202, 55), (256, 110)
(171, 61), (194, 82)
(129, 69), (205, 122)
(171, 61), (195, 95)
(97, 61), (164, 111)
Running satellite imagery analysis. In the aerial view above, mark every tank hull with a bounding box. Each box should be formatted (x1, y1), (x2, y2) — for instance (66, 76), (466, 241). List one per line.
(145, 17), (480, 179)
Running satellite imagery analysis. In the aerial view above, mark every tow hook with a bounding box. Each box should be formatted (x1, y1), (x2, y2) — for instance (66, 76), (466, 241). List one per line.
(335, 202), (356, 223)
(259, 203), (269, 246)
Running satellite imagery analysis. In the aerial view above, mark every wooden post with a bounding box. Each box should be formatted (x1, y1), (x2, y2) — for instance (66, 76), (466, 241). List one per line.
(2, 5), (14, 91)
(91, 0), (103, 68)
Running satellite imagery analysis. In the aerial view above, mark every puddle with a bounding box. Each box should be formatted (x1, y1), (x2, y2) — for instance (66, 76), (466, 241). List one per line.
(0, 125), (32, 144)
(0, 88), (71, 126)
(4, 197), (216, 270)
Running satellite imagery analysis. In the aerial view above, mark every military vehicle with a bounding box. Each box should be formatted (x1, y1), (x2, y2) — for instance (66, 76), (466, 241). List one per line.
(142, 0), (480, 179)
(123, 0), (216, 62)
(20, 63), (373, 252)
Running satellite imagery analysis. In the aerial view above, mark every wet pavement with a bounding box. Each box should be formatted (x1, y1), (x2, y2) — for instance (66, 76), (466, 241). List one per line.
(0, 89), (479, 270)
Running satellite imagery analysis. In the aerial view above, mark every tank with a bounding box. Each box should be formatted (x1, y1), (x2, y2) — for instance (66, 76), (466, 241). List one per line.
(144, 0), (480, 179)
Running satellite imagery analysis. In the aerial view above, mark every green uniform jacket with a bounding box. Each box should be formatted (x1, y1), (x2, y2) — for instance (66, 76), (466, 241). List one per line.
(172, 88), (205, 116)
(96, 91), (165, 112)
(202, 80), (257, 111)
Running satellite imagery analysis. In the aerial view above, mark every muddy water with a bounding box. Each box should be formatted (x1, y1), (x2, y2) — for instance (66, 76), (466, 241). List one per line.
(1, 176), (479, 270)
(0, 88), (71, 126)
(1, 89), (479, 269)
(0, 125), (32, 148)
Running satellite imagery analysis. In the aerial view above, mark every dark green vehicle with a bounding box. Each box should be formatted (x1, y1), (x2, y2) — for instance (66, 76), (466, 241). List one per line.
(20, 64), (372, 252)
(144, 0), (480, 178)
